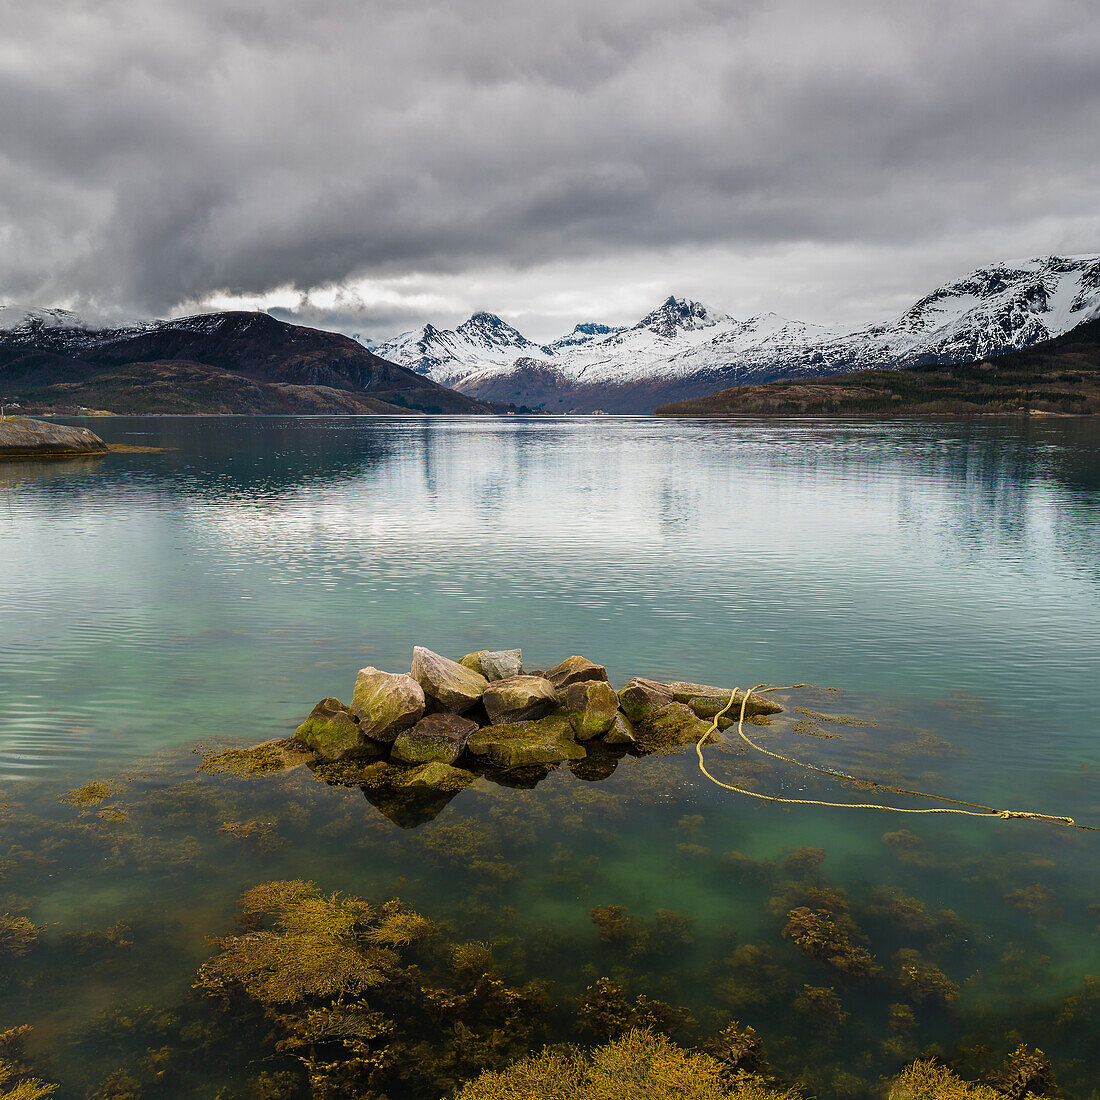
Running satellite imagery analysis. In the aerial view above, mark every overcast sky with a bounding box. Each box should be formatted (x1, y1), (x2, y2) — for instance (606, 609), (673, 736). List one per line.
(2, 0), (1099, 342)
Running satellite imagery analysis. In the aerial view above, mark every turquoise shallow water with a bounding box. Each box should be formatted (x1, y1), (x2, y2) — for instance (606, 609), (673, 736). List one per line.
(1, 415), (1099, 1097)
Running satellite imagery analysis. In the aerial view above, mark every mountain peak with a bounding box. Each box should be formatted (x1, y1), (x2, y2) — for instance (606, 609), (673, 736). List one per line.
(456, 311), (536, 350)
(637, 296), (721, 337)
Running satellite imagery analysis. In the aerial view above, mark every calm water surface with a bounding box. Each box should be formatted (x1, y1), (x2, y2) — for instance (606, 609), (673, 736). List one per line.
(1, 416), (1098, 1097)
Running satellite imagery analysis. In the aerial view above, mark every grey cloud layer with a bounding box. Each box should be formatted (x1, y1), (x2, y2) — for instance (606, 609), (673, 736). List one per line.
(2, 0), (1099, 322)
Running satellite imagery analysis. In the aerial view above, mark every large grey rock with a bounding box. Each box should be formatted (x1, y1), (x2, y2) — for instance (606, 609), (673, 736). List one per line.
(391, 712), (479, 765)
(544, 655), (609, 690)
(0, 416), (109, 458)
(459, 648), (523, 681)
(560, 680), (619, 740)
(412, 646), (488, 712)
(617, 677), (674, 723)
(665, 681), (783, 720)
(295, 697), (379, 761)
(482, 675), (559, 724)
(466, 714), (586, 769)
(350, 667), (425, 742)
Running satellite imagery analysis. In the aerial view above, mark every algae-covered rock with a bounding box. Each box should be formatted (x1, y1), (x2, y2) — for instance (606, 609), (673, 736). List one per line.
(631, 702), (713, 754)
(391, 713), (479, 765)
(350, 668), (425, 742)
(399, 761), (479, 793)
(544, 655), (609, 689)
(482, 675), (559, 724)
(459, 649), (523, 681)
(412, 646), (488, 712)
(295, 698), (377, 762)
(617, 677), (674, 723)
(665, 681), (783, 719)
(560, 680), (619, 740)
(466, 713), (586, 769)
(603, 713), (636, 745)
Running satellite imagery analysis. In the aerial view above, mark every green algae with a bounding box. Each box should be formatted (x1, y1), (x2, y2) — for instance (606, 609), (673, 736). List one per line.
(197, 738), (313, 777)
(58, 781), (115, 807)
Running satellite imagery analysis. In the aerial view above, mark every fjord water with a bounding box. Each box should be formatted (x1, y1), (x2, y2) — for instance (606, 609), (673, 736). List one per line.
(1, 416), (1099, 1096)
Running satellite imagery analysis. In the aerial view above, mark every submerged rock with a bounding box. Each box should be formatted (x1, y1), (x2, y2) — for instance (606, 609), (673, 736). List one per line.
(482, 675), (559, 724)
(665, 681), (783, 719)
(350, 668), (425, 742)
(544, 655), (609, 689)
(617, 677), (674, 723)
(412, 646), (488, 712)
(400, 761), (479, 793)
(459, 648), (523, 681)
(295, 697), (379, 761)
(466, 713), (586, 768)
(391, 713), (479, 765)
(560, 680), (619, 740)
(0, 415), (109, 458)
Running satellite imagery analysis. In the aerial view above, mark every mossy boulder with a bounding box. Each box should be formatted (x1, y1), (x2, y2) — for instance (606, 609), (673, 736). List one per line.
(665, 681), (783, 720)
(412, 646), (488, 712)
(560, 680), (619, 740)
(295, 697), (379, 762)
(391, 713), (479, 765)
(544, 655), (609, 689)
(466, 714), (586, 769)
(617, 677), (674, 723)
(459, 648), (523, 681)
(350, 668), (425, 742)
(482, 675), (559, 724)
(400, 761), (479, 793)
(631, 702), (713, 754)
(603, 713), (636, 745)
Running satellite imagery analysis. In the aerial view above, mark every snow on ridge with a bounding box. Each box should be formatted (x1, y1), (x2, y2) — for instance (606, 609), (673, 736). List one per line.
(378, 254), (1100, 392)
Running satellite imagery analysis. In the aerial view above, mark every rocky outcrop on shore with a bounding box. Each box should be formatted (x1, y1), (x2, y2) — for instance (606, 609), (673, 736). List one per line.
(0, 415), (108, 458)
(289, 647), (783, 826)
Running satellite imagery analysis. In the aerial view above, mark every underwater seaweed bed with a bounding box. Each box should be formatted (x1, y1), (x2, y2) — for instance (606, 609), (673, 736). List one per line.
(0, 687), (1098, 1099)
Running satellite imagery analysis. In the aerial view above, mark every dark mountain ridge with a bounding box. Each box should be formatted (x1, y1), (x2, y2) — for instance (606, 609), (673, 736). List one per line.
(0, 310), (497, 415)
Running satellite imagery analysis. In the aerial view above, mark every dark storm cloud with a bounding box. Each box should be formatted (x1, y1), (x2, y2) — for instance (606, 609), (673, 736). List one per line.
(1, 0), (1099, 325)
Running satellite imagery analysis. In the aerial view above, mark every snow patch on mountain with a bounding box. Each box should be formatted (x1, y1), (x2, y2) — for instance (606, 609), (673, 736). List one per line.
(375, 255), (1100, 406)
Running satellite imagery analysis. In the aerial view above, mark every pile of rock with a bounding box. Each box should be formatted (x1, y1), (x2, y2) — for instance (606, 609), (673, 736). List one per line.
(294, 646), (783, 796)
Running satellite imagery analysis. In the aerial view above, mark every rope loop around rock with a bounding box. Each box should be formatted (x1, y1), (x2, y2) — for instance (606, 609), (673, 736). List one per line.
(695, 684), (1096, 832)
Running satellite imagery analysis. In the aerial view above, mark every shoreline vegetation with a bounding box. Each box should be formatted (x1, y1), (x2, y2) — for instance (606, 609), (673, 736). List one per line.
(656, 320), (1100, 419)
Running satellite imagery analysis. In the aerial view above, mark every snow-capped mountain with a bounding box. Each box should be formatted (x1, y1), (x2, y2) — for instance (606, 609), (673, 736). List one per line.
(376, 255), (1100, 412)
(374, 311), (552, 387)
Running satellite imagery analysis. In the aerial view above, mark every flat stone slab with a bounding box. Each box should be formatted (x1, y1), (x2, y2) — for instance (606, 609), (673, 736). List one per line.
(665, 681), (783, 719)
(412, 646), (488, 712)
(399, 761), (479, 793)
(482, 675), (558, 724)
(0, 416), (109, 458)
(351, 668), (425, 742)
(466, 714), (586, 769)
(391, 713), (479, 765)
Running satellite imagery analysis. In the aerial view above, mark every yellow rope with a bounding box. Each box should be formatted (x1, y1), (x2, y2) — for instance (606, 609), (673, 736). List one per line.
(695, 684), (1095, 831)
